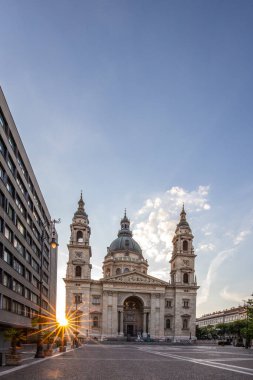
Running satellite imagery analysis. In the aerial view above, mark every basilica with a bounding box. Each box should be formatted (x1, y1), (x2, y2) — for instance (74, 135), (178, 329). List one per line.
(64, 194), (198, 341)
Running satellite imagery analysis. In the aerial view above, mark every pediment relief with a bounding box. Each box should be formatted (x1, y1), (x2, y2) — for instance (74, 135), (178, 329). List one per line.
(103, 271), (169, 286)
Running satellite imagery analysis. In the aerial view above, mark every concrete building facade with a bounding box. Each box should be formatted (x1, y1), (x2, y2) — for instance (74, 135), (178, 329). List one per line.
(64, 195), (199, 341)
(0, 87), (58, 343)
(196, 306), (247, 328)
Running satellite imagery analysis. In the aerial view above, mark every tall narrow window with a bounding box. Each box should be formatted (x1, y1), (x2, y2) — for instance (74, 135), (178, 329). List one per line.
(75, 266), (82, 277)
(92, 316), (99, 328)
(183, 273), (189, 283)
(183, 319), (188, 329)
(77, 231), (83, 242)
(183, 240), (188, 251)
(166, 319), (171, 329)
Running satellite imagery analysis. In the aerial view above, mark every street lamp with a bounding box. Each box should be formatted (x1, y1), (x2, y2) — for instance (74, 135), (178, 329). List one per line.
(34, 219), (60, 358)
(73, 295), (82, 347)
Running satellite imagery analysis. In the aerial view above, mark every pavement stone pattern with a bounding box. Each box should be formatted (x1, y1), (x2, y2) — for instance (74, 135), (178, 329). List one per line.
(0, 344), (253, 379)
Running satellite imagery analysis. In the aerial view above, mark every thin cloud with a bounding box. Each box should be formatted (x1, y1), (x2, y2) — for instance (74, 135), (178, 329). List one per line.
(133, 185), (211, 263)
(220, 286), (246, 304)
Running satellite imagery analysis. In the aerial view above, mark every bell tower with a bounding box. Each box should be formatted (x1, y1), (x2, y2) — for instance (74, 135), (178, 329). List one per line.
(66, 192), (92, 280)
(170, 205), (196, 285)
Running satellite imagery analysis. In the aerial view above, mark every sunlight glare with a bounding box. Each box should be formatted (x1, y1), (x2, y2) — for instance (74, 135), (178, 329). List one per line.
(57, 316), (68, 327)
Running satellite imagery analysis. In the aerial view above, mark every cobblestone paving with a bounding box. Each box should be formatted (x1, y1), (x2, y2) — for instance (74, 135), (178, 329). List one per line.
(0, 344), (253, 380)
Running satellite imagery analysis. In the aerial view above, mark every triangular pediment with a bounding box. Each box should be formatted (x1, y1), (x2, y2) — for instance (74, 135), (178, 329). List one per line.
(102, 270), (169, 286)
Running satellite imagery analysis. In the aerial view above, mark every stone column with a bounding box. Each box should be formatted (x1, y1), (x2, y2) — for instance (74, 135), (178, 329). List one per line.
(120, 311), (124, 335)
(143, 312), (147, 336)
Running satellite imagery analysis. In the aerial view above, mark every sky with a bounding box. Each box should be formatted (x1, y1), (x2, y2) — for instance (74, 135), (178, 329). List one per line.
(1, 0), (253, 319)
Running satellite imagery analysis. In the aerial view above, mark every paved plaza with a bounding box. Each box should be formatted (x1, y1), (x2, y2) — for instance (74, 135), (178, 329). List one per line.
(0, 344), (253, 380)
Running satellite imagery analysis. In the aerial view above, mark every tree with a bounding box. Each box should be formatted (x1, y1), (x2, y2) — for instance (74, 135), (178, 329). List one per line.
(4, 328), (26, 355)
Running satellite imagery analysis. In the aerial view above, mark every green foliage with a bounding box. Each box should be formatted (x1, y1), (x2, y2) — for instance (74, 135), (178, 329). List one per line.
(4, 328), (26, 355)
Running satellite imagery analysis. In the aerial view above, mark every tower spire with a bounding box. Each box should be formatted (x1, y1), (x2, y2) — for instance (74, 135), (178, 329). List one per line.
(74, 191), (87, 219)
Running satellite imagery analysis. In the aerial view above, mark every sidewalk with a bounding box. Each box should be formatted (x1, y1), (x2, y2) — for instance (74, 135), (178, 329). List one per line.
(0, 343), (75, 376)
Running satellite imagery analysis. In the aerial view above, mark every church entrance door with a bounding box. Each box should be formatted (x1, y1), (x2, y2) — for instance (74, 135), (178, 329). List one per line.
(123, 296), (143, 337)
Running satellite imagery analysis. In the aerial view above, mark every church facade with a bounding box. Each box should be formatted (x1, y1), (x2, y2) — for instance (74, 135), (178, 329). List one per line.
(64, 194), (199, 341)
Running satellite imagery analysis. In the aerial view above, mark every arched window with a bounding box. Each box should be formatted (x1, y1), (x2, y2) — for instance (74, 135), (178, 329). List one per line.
(183, 318), (188, 329)
(93, 316), (99, 328)
(77, 231), (83, 242)
(183, 273), (189, 284)
(75, 266), (82, 277)
(124, 268), (129, 273)
(166, 319), (171, 329)
(183, 240), (188, 251)
(116, 268), (121, 275)
(106, 269), (110, 277)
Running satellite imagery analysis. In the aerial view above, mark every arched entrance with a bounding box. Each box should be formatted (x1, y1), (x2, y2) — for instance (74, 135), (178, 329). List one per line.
(123, 296), (143, 337)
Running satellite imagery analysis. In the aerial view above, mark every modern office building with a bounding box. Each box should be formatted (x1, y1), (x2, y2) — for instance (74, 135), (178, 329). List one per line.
(0, 87), (58, 344)
(65, 196), (199, 341)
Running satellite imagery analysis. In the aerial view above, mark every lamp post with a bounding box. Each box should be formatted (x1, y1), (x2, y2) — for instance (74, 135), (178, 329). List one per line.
(34, 219), (60, 358)
(73, 295), (82, 347)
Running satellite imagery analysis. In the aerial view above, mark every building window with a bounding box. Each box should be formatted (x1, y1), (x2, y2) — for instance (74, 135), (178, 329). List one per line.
(183, 273), (189, 284)
(27, 214), (32, 226)
(6, 179), (15, 197)
(17, 218), (25, 236)
(7, 156), (15, 175)
(3, 248), (12, 265)
(31, 258), (39, 273)
(42, 286), (49, 297)
(43, 272), (48, 284)
(166, 319), (171, 329)
(13, 279), (24, 295)
(106, 269), (110, 277)
(3, 272), (12, 288)
(183, 300), (189, 308)
(2, 296), (12, 311)
(25, 270), (31, 282)
(7, 203), (15, 221)
(31, 292), (38, 304)
(0, 164), (5, 181)
(116, 268), (121, 275)
(0, 111), (5, 128)
(24, 306), (30, 318)
(8, 132), (16, 152)
(76, 230), (83, 242)
(24, 288), (30, 299)
(165, 299), (172, 308)
(183, 240), (188, 251)
(92, 316), (99, 328)
(75, 266), (82, 277)
(42, 300), (48, 310)
(13, 258), (24, 275)
(43, 259), (49, 270)
(4, 224), (13, 242)
(14, 237), (25, 257)
(183, 318), (189, 330)
(124, 268), (129, 273)
(0, 190), (5, 208)
(12, 301), (23, 315)
(32, 276), (40, 289)
(25, 251), (31, 264)
(17, 154), (27, 178)
(16, 175), (26, 195)
(74, 294), (82, 305)
(16, 196), (25, 216)
(92, 295), (101, 305)
(0, 136), (7, 157)
(32, 226), (39, 240)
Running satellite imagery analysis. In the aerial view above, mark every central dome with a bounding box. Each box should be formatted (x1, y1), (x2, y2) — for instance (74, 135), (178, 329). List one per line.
(108, 210), (143, 256)
(109, 235), (142, 254)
